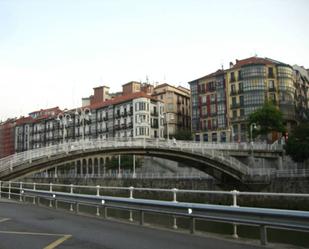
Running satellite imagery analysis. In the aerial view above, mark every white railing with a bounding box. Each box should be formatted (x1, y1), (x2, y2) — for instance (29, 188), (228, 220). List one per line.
(249, 168), (309, 178)
(0, 138), (283, 177)
(0, 180), (308, 246)
(1, 180), (308, 208)
(30, 171), (213, 180)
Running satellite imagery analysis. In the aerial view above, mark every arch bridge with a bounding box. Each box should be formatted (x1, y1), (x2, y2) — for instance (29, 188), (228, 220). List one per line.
(0, 138), (283, 185)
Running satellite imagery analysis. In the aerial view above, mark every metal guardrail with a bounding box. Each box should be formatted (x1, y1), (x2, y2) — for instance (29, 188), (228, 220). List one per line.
(0, 138), (283, 177)
(0, 180), (308, 246)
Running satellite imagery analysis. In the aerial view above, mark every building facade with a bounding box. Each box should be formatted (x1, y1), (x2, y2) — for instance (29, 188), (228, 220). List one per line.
(293, 65), (309, 121)
(13, 91), (165, 153)
(152, 84), (191, 138)
(0, 119), (16, 158)
(189, 70), (228, 142)
(189, 56), (308, 142)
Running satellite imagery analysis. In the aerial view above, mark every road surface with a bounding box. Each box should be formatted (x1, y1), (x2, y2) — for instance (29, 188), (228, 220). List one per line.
(0, 200), (268, 249)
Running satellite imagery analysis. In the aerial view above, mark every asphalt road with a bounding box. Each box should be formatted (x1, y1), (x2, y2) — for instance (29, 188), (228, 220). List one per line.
(0, 200), (267, 249)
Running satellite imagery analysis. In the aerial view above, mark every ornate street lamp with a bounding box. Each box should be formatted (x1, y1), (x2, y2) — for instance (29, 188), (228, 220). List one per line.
(75, 108), (91, 140)
(57, 113), (72, 143)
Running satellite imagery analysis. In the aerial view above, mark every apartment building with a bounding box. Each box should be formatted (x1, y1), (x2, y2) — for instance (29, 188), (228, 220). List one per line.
(189, 56), (309, 142)
(0, 119), (16, 158)
(189, 70), (228, 142)
(152, 84), (191, 138)
(120, 81), (191, 138)
(13, 89), (165, 153)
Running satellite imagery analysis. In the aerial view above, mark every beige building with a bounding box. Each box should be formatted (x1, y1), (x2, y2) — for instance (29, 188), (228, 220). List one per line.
(122, 81), (154, 96)
(152, 84), (191, 138)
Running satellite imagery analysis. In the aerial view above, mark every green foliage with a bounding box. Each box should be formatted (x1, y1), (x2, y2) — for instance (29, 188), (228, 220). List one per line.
(174, 129), (193, 140)
(105, 155), (142, 170)
(248, 102), (285, 138)
(285, 123), (309, 163)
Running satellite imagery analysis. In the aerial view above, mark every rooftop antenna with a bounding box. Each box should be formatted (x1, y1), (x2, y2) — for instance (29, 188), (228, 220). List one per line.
(146, 75), (149, 84)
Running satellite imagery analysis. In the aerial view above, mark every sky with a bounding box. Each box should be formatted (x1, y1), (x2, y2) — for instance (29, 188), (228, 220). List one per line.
(0, 0), (308, 120)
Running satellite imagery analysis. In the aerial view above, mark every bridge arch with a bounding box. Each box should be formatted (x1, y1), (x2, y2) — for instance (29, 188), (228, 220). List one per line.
(0, 139), (251, 186)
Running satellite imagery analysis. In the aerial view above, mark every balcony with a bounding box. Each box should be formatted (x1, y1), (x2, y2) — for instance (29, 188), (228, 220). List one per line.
(230, 91), (237, 96)
(268, 87), (276, 92)
(151, 111), (158, 116)
(103, 116), (108, 121)
(127, 122), (133, 128)
(238, 89), (244, 94)
(231, 116), (246, 122)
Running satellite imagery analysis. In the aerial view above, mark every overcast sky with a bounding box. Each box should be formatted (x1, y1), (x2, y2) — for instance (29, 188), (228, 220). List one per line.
(0, 0), (308, 120)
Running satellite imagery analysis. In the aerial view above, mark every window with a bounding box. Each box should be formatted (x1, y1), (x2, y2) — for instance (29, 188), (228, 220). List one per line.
(210, 94), (215, 103)
(268, 67), (274, 78)
(212, 133), (217, 142)
(240, 109), (245, 117)
(203, 133), (208, 142)
(230, 72), (235, 82)
(232, 97), (237, 105)
(238, 82), (243, 93)
(233, 110), (237, 118)
(201, 95), (207, 104)
(238, 70), (242, 81)
(167, 103), (173, 112)
(239, 95), (244, 106)
(269, 80), (275, 89)
(231, 84), (236, 94)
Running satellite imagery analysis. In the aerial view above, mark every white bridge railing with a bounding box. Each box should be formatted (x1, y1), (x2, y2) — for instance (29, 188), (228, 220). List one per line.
(0, 138), (283, 177)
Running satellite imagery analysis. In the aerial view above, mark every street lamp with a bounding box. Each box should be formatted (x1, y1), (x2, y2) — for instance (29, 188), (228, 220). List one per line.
(57, 113), (72, 143)
(75, 108), (91, 140)
(228, 126), (234, 143)
(250, 122), (257, 144)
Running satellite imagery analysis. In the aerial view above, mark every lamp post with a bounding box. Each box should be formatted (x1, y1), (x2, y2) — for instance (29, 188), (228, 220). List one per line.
(228, 126), (234, 143)
(75, 108), (91, 140)
(57, 113), (72, 144)
(250, 122), (257, 144)
(250, 122), (257, 155)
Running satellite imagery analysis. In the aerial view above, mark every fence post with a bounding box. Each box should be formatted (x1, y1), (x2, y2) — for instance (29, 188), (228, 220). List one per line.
(49, 183), (53, 207)
(19, 182), (23, 202)
(172, 188), (178, 202)
(8, 181), (11, 199)
(190, 217), (195, 234)
(96, 206), (100, 216)
(231, 190), (238, 207)
(70, 184), (74, 211)
(140, 210), (144, 225)
(95, 185), (100, 196)
(260, 225), (267, 245)
(32, 183), (36, 204)
(173, 216), (178, 229)
(232, 223), (238, 239)
(129, 186), (134, 199)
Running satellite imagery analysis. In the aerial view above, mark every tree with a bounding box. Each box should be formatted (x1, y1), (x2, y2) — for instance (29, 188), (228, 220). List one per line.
(174, 129), (193, 140)
(285, 122), (309, 163)
(248, 102), (285, 140)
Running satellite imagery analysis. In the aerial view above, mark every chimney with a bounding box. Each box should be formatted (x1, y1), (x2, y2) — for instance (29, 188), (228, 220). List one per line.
(229, 62), (234, 68)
